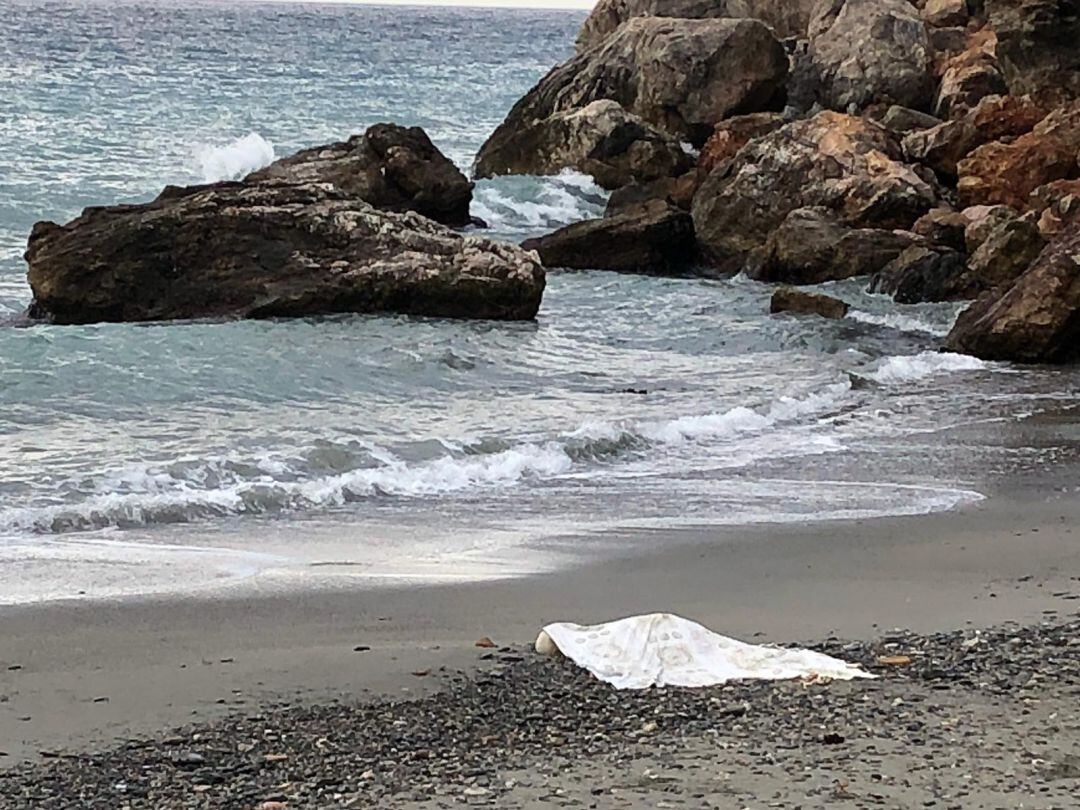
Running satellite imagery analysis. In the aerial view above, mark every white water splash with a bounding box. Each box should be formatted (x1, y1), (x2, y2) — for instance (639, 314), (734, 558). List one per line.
(196, 132), (275, 182)
(868, 351), (989, 384)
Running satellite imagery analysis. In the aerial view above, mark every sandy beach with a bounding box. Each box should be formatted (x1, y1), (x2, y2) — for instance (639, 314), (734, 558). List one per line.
(2, 463), (1078, 806)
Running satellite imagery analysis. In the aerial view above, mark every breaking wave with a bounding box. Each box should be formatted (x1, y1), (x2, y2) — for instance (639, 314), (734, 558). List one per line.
(472, 171), (608, 236)
(0, 381), (853, 535)
(868, 351), (990, 384)
(196, 132), (275, 182)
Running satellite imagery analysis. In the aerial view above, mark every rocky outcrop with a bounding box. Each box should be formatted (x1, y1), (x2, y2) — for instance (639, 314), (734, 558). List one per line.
(25, 182), (545, 325)
(575, 0), (818, 51)
(770, 287), (850, 319)
(521, 200), (696, 275)
(692, 111), (940, 272)
(945, 216), (1080, 362)
(697, 113), (785, 174)
(808, 0), (934, 112)
(933, 30), (1008, 119)
(470, 100), (691, 190)
(902, 94), (1045, 177)
(476, 16), (788, 162)
(868, 244), (968, 303)
(987, 0), (1080, 105)
(957, 102), (1080, 209)
(749, 207), (915, 284)
(250, 123), (474, 227)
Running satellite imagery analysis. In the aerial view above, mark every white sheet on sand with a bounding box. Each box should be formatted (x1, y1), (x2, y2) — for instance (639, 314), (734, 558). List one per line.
(537, 613), (875, 690)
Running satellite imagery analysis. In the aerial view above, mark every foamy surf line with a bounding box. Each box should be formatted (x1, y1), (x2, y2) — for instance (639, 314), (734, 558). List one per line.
(0, 380), (854, 535)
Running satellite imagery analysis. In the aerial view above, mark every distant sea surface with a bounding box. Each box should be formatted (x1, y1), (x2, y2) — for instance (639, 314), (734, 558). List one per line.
(1, 0), (1077, 604)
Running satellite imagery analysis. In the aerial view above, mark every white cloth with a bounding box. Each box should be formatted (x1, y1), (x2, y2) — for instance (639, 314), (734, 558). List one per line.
(538, 613), (874, 689)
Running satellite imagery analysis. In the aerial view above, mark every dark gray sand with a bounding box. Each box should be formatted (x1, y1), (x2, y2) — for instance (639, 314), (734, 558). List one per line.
(1, 473), (1078, 807)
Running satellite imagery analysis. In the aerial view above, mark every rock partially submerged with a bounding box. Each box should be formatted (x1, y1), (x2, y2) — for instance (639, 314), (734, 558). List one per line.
(26, 181), (545, 325)
(475, 16), (788, 172)
(520, 200), (696, 275)
(471, 100), (692, 190)
(250, 123), (475, 226)
(692, 111), (939, 272)
(770, 287), (850, 320)
(946, 216), (1080, 362)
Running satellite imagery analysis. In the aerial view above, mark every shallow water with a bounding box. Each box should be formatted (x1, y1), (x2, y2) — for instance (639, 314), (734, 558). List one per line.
(1, 0), (1078, 604)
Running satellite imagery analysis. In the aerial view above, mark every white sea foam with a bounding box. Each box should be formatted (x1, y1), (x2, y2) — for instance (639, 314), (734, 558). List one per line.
(868, 351), (989, 384)
(0, 381), (853, 535)
(848, 309), (950, 337)
(196, 132), (275, 182)
(472, 170), (607, 232)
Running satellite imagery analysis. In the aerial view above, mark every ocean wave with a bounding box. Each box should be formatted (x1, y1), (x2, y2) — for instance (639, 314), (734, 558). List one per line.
(848, 309), (951, 337)
(868, 351), (989, 384)
(196, 132), (275, 182)
(471, 171), (608, 234)
(0, 381), (852, 535)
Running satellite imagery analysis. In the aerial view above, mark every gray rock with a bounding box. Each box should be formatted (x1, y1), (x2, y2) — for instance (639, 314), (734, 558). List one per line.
(808, 0), (934, 112)
(868, 244), (968, 302)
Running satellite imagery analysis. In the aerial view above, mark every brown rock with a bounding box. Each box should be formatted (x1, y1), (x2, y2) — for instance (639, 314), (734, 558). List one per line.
(947, 215), (1046, 298)
(521, 200), (696, 275)
(963, 203), (1020, 251)
(934, 36), (1008, 119)
(604, 171), (701, 217)
(808, 0), (934, 112)
(922, 0), (969, 27)
(877, 105), (944, 136)
(26, 182), (545, 325)
(945, 217), (1080, 362)
(476, 16), (788, 167)
(750, 207), (916, 284)
(770, 287), (850, 320)
(250, 123), (473, 227)
(692, 111), (940, 272)
(575, 0), (818, 50)
(697, 113), (785, 174)
(957, 103), (1080, 209)
(1030, 179), (1080, 237)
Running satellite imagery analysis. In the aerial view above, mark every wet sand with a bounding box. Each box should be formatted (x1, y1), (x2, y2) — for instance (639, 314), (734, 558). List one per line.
(1, 473), (1078, 772)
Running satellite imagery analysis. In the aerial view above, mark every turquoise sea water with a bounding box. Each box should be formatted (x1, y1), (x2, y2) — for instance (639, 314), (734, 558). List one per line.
(1, 0), (1077, 603)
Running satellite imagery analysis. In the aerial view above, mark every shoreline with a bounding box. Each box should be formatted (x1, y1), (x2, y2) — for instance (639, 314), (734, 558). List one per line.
(2, 471), (1078, 770)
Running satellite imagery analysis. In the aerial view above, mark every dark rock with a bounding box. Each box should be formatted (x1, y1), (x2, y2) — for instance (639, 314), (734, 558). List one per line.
(808, 0), (934, 112)
(1030, 179), (1080, 236)
(521, 200), (696, 275)
(877, 105), (944, 136)
(912, 208), (969, 250)
(934, 31), (1008, 119)
(250, 123), (473, 227)
(750, 207), (915, 284)
(948, 215), (1046, 298)
(697, 113), (786, 174)
(469, 99), (692, 190)
(476, 16), (789, 163)
(692, 111), (940, 272)
(770, 287), (850, 319)
(987, 0), (1080, 105)
(946, 216), (1080, 361)
(604, 171), (701, 217)
(922, 0), (969, 28)
(575, 0), (819, 51)
(963, 203), (1020, 251)
(25, 182), (545, 325)
(869, 244), (969, 302)
(928, 25), (971, 60)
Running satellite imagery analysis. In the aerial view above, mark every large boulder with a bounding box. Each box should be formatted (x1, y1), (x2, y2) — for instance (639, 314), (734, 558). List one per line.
(933, 29), (1008, 119)
(520, 200), (696, 275)
(575, 0), (818, 50)
(470, 100), (691, 190)
(25, 181), (545, 325)
(808, 0), (934, 112)
(956, 102), (1080, 209)
(868, 244), (968, 303)
(250, 123), (473, 227)
(692, 111), (940, 272)
(945, 216), (1080, 362)
(947, 215), (1046, 298)
(749, 207), (916, 284)
(475, 17), (788, 163)
(987, 0), (1080, 105)
(697, 112), (786, 174)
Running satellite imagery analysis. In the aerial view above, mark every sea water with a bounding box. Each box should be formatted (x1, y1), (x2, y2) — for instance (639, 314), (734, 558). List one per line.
(1, 0), (1077, 603)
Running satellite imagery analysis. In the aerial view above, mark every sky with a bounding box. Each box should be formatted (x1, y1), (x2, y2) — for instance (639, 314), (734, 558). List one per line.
(252, 0), (596, 8)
